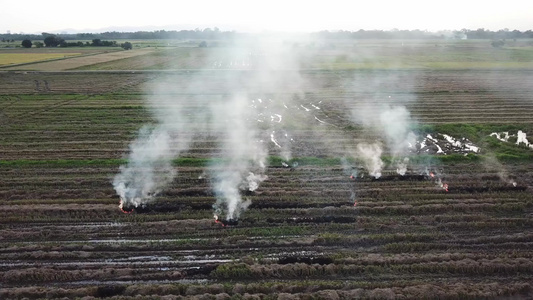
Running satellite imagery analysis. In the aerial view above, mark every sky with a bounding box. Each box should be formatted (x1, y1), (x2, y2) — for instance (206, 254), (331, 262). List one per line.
(1, 0), (532, 34)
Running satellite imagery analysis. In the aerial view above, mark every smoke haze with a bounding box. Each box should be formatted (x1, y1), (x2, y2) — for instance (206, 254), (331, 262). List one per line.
(347, 71), (419, 177)
(357, 143), (384, 178)
(112, 79), (203, 208)
(114, 37), (310, 219)
(210, 94), (268, 220)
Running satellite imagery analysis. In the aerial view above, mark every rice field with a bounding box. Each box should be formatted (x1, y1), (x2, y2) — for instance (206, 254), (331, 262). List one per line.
(0, 53), (82, 66)
(1, 40), (533, 299)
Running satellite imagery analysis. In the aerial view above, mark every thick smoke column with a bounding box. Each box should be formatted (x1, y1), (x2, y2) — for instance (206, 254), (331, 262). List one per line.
(351, 103), (415, 176)
(114, 35), (304, 218)
(113, 128), (176, 208)
(378, 105), (416, 175)
(113, 81), (197, 210)
(357, 143), (384, 178)
(210, 36), (307, 220)
(211, 94), (267, 220)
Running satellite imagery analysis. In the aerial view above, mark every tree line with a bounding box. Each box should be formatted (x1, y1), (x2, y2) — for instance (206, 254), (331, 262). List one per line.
(312, 28), (533, 39)
(17, 34), (132, 50)
(2, 28), (533, 42)
(0, 28), (236, 42)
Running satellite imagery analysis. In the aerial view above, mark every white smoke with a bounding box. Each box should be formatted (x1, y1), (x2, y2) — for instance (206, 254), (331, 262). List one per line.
(211, 94), (268, 220)
(114, 35), (306, 218)
(246, 172), (268, 191)
(396, 157), (410, 176)
(357, 143), (384, 179)
(113, 127), (176, 208)
(378, 105), (416, 174)
(378, 105), (415, 156)
(351, 103), (416, 176)
(112, 77), (206, 209)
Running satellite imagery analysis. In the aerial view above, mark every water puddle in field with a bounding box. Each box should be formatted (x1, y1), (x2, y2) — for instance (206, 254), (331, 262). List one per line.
(490, 130), (533, 149)
(411, 133), (480, 155)
(113, 255), (173, 262)
(8, 222), (126, 229)
(271, 131), (282, 148)
(52, 222), (126, 229)
(249, 235), (302, 240)
(8, 237), (215, 245)
(65, 279), (211, 286)
(0, 255), (232, 268)
(265, 250), (323, 258)
(490, 131), (512, 142)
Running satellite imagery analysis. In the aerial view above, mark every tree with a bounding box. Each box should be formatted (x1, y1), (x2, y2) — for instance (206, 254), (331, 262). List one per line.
(43, 35), (63, 47)
(121, 41), (132, 50)
(491, 40), (505, 48)
(92, 39), (102, 46)
(21, 39), (32, 48)
(34, 42), (44, 48)
(199, 41), (207, 48)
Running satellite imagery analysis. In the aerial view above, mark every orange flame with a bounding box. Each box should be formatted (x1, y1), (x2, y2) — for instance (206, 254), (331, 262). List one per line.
(119, 199), (133, 214)
(429, 171), (448, 192)
(214, 215), (225, 227)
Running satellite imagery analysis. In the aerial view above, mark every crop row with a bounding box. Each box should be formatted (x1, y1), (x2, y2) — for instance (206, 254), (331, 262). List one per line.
(1, 281), (529, 299)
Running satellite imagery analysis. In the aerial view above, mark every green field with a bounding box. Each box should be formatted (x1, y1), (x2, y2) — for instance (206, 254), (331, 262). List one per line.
(0, 52), (82, 66)
(1, 39), (533, 299)
(2, 39), (533, 70)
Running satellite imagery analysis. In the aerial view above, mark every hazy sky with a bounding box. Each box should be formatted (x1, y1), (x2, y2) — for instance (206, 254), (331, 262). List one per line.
(1, 0), (532, 34)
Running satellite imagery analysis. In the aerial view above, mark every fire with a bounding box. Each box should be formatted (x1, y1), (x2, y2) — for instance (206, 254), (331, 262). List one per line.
(214, 214), (225, 227)
(428, 171), (449, 192)
(353, 201), (357, 207)
(119, 199), (133, 214)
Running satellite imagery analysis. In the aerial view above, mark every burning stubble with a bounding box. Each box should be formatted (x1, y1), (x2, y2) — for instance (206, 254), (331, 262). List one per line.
(114, 127), (176, 211)
(348, 74), (417, 176)
(356, 143), (384, 179)
(113, 77), (209, 212)
(378, 105), (417, 175)
(210, 94), (268, 221)
(351, 103), (416, 177)
(113, 37), (307, 219)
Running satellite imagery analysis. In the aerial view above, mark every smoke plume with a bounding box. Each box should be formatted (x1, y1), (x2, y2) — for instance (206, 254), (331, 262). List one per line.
(378, 105), (416, 174)
(351, 102), (416, 176)
(114, 35), (307, 219)
(210, 94), (268, 220)
(357, 143), (384, 178)
(112, 78), (203, 209)
(113, 127), (176, 208)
